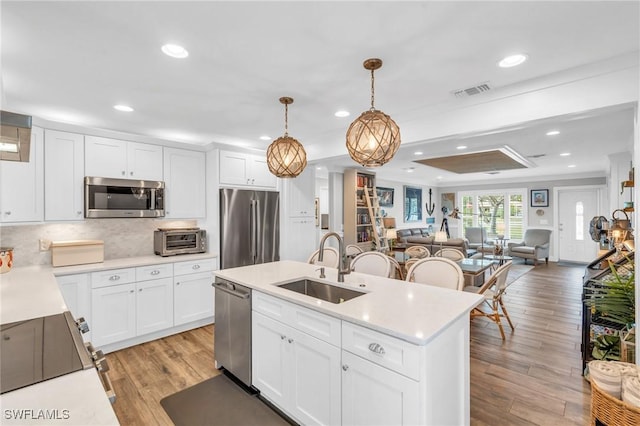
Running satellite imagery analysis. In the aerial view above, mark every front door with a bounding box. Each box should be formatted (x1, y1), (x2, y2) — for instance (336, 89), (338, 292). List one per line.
(557, 188), (600, 262)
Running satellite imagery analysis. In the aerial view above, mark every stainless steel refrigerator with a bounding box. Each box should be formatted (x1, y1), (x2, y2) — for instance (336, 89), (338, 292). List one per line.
(219, 188), (280, 269)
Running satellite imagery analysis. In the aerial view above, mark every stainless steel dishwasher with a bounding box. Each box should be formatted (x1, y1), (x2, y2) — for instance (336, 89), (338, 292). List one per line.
(213, 277), (252, 387)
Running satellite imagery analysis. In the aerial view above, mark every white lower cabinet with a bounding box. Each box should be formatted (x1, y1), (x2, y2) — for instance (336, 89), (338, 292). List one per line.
(136, 277), (173, 336)
(174, 259), (216, 326)
(56, 274), (92, 341)
(341, 350), (419, 426)
(252, 311), (341, 426)
(92, 282), (136, 346)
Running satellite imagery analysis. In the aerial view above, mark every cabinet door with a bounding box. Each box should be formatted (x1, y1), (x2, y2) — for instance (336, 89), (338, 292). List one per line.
(136, 277), (173, 336)
(56, 274), (91, 341)
(0, 126), (44, 223)
(250, 156), (277, 188)
(285, 166), (315, 216)
(44, 130), (84, 221)
(252, 312), (289, 409)
(174, 271), (214, 326)
(219, 150), (250, 185)
(281, 218), (316, 262)
(289, 328), (341, 426)
(163, 148), (205, 218)
(85, 136), (128, 178)
(341, 350), (420, 426)
(127, 142), (163, 181)
(91, 283), (136, 346)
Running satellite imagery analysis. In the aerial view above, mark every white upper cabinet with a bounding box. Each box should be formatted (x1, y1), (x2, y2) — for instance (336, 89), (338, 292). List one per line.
(44, 130), (85, 221)
(0, 126), (44, 223)
(285, 166), (315, 217)
(219, 150), (277, 188)
(163, 148), (206, 219)
(85, 136), (163, 181)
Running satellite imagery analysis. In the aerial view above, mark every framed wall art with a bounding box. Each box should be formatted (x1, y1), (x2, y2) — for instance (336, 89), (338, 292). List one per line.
(404, 186), (422, 222)
(530, 189), (549, 207)
(377, 187), (394, 207)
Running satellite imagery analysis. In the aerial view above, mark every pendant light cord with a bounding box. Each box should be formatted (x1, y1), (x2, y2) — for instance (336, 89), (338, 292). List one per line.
(370, 69), (376, 111)
(284, 103), (289, 136)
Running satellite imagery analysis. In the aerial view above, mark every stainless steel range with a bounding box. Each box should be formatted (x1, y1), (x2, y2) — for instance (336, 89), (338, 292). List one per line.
(0, 311), (114, 400)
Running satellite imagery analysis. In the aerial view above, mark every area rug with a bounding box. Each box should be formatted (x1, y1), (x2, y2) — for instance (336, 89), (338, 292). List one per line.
(160, 373), (292, 426)
(506, 263), (534, 285)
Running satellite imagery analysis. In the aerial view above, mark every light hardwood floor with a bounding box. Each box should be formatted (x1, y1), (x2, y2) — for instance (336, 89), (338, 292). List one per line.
(105, 261), (590, 425)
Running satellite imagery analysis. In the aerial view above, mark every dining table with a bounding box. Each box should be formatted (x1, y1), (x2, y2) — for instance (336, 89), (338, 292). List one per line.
(389, 251), (494, 285)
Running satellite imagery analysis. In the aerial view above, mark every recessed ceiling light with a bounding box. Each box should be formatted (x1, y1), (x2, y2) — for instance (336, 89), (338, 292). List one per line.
(113, 105), (134, 112)
(413, 151), (423, 156)
(568, 164), (576, 168)
(456, 145), (467, 150)
(334, 110), (350, 118)
(546, 130), (560, 136)
(259, 135), (271, 141)
(560, 152), (571, 157)
(498, 53), (528, 68)
(161, 43), (189, 58)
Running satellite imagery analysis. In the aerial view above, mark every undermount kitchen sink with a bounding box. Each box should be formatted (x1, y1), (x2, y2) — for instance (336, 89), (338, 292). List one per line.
(277, 279), (365, 304)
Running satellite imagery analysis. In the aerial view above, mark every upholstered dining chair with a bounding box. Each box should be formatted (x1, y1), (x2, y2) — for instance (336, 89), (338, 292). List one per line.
(405, 245), (430, 259)
(405, 257), (465, 291)
(350, 251), (392, 278)
(307, 247), (340, 268)
(463, 261), (514, 340)
(434, 247), (465, 261)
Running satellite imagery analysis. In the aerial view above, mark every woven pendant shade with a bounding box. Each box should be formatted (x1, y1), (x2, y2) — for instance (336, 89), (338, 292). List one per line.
(266, 135), (307, 178)
(346, 58), (401, 167)
(266, 97), (307, 178)
(346, 109), (400, 167)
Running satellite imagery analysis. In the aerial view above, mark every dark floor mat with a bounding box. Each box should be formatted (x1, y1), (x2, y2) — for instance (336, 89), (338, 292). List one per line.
(160, 373), (291, 426)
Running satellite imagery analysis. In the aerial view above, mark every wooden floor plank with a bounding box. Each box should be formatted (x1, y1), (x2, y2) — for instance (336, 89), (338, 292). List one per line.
(106, 261), (591, 425)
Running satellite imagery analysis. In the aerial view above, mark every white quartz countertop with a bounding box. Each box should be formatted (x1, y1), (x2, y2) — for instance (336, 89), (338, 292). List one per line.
(214, 260), (483, 345)
(0, 370), (119, 426)
(0, 252), (217, 325)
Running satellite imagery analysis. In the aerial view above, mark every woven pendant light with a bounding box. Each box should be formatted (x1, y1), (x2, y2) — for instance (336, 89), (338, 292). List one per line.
(346, 58), (401, 167)
(266, 97), (307, 178)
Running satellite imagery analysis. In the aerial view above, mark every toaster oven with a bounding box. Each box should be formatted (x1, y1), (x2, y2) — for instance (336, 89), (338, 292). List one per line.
(154, 228), (207, 256)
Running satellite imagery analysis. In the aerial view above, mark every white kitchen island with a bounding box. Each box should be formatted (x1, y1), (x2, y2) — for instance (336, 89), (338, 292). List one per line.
(214, 260), (484, 426)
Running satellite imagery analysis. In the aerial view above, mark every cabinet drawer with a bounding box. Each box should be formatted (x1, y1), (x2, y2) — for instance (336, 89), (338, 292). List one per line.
(253, 291), (341, 346)
(91, 268), (136, 288)
(136, 263), (173, 281)
(342, 322), (420, 380)
(174, 258), (216, 276)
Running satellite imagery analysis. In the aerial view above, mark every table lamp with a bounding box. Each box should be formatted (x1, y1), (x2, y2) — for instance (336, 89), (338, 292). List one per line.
(386, 228), (397, 249)
(434, 231), (448, 256)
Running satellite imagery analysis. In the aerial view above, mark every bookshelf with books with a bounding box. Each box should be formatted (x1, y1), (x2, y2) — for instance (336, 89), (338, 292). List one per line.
(344, 169), (387, 251)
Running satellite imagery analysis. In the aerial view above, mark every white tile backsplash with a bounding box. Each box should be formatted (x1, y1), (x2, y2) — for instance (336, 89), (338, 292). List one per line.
(0, 219), (198, 267)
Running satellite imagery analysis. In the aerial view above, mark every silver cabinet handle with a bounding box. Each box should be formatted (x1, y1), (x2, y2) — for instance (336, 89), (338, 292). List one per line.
(368, 343), (385, 355)
(138, 289), (142, 292)
(130, 171), (133, 176)
(288, 338), (294, 344)
(342, 365), (349, 371)
(129, 290), (134, 293)
(280, 335), (286, 340)
(77, 211), (82, 215)
(192, 264), (201, 270)
(121, 171), (125, 175)
(151, 270), (160, 275)
(4, 211), (10, 215)
(176, 282), (180, 286)
(109, 275), (120, 281)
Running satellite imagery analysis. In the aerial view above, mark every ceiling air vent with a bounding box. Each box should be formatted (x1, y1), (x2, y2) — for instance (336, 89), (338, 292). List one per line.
(451, 82), (492, 98)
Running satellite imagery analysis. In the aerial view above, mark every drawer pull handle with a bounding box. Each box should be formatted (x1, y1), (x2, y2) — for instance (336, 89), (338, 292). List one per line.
(192, 264), (201, 270)
(109, 275), (120, 281)
(287, 338), (294, 344)
(368, 343), (385, 356)
(342, 364), (349, 371)
(280, 335), (286, 340)
(151, 270), (160, 275)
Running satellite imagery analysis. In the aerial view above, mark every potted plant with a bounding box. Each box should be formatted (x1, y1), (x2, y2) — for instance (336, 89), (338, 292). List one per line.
(584, 256), (635, 361)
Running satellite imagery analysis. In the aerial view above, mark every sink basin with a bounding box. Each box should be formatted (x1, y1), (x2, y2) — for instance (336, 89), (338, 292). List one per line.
(277, 279), (365, 304)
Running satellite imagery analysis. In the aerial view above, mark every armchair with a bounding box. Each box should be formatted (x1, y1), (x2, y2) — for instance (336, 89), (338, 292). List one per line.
(465, 227), (492, 253)
(507, 229), (552, 265)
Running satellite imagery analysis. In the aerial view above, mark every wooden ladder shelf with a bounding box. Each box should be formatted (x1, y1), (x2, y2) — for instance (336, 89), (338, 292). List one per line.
(364, 187), (388, 252)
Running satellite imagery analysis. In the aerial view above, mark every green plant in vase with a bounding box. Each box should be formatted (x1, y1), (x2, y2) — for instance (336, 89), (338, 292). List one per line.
(584, 255), (635, 360)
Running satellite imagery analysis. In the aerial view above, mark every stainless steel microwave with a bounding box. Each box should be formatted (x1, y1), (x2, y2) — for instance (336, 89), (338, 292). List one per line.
(154, 228), (207, 256)
(84, 176), (165, 218)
